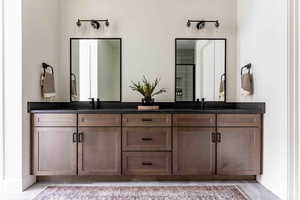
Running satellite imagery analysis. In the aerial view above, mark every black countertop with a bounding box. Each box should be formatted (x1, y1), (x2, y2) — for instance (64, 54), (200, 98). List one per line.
(28, 102), (265, 114)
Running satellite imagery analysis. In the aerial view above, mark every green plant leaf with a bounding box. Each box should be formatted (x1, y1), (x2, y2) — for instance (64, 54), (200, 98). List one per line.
(129, 76), (167, 98)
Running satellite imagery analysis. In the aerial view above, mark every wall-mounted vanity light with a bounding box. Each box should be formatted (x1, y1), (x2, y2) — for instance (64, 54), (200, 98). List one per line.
(187, 20), (220, 30)
(76, 19), (109, 30)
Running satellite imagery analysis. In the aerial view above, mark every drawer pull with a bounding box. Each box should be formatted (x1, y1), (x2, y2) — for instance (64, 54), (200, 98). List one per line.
(142, 162), (153, 166)
(217, 132), (222, 143)
(142, 118), (153, 122)
(142, 138), (153, 141)
(78, 132), (83, 143)
(73, 133), (77, 143)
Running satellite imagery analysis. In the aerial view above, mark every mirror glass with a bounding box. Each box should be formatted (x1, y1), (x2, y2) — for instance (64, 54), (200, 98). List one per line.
(175, 39), (226, 101)
(70, 38), (121, 101)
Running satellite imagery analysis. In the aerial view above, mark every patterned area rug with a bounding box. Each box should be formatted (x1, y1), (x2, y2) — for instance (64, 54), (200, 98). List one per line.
(33, 185), (249, 200)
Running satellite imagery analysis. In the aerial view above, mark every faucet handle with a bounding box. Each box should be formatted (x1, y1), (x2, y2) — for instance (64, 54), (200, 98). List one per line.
(88, 98), (95, 103)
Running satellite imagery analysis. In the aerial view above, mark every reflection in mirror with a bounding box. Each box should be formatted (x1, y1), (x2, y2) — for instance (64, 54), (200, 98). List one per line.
(71, 38), (121, 101)
(175, 39), (226, 102)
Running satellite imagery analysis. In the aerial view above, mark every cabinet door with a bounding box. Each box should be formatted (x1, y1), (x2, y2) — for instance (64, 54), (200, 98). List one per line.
(217, 128), (261, 175)
(173, 127), (216, 175)
(33, 127), (77, 175)
(78, 127), (121, 176)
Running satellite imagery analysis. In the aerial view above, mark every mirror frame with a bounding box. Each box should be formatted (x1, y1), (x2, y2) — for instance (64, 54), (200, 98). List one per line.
(69, 38), (122, 102)
(175, 38), (227, 102)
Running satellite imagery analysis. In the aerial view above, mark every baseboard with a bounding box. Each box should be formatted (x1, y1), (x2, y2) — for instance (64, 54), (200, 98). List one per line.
(2, 178), (23, 192)
(22, 175), (36, 191)
(1, 175), (36, 192)
(37, 175), (256, 183)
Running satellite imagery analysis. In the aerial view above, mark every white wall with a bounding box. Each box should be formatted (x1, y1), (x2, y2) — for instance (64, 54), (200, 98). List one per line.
(2, 0), (23, 192)
(21, 0), (60, 190)
(57, 0), (237, 102)
(237, 0), (288, 199)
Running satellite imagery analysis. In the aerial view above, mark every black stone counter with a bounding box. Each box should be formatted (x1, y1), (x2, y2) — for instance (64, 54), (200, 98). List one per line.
(28, 102), (265, 114)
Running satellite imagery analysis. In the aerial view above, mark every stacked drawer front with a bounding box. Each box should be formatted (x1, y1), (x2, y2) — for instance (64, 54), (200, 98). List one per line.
(122, 114), (172, 176)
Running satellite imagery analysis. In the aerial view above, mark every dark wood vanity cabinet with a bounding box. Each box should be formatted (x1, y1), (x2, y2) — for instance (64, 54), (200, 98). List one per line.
(32, 114), (77, 175)
(78, 127), (121, 176)
(122, 114), (172, 176)
(32, 114), (121, 176)
(31, 112), (262, 178)
(216, 114), (261, 175)
(172, 114), (262, 176)
(173, 127), (216, 175)
(33, 127), (78, 175)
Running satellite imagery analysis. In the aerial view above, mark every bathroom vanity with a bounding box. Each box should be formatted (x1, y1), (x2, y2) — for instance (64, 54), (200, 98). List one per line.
(29, 102), (264, 179)
(28, 37), (263, 180)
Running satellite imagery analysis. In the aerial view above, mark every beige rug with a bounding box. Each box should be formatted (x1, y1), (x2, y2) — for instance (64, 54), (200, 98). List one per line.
(33, 185), (249, 200)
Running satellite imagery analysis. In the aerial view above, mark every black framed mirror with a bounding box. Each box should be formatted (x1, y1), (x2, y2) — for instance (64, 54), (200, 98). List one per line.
(175, 38), (226, 102)
(70, 38), (122, 102)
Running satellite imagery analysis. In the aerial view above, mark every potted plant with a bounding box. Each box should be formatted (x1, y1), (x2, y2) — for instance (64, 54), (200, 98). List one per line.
(130, 76), (166, 107)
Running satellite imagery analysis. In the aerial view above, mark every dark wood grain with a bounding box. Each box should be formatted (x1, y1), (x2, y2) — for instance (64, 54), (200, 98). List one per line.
(216, 127), (261, 175)
(78, 114), (121, 127)
(173, 114), (216, 127)
(33, 127), (77, 176)
(122, 127), (172, 151)
(122, 114), (171, 127)
(78, 127), (121, 176)
(33, 114), (77, 127)
(173, 127), (216, 175)
(217, 114), (261, 127)
(122, 152), (172, 176)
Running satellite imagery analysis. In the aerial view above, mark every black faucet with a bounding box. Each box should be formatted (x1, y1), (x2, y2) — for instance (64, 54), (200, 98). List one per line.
(89, 98), (95, 109)
(96, 98), (101, 109)
(195, 98), (205, 110)
(201, 98), (205, 110)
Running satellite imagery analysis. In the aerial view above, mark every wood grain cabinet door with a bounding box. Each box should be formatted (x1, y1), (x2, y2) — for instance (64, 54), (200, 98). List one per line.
(173, 127), (216, 175)
(78, 127), (121, 176)
(217, 128), (261, 175)
(33, 127), (77, 176)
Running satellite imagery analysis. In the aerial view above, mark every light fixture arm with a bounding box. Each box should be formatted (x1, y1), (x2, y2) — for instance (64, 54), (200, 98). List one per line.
(187, 20), (220, 29)
(76, 19), (110, 29)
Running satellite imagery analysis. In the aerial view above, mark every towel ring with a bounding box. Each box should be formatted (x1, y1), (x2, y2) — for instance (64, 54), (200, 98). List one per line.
(241, 63), (251, 75)
(71, 73), (76, 81)
(221, 74), (225, 81)
(42, 63), (54, 76)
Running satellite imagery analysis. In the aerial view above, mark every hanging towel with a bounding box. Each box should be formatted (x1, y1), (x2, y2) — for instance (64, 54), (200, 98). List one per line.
(71, 74), (77, 98)
(219, 74), (225, 99)
(219, 79), (225, 99)
(241, 73), (253, 96)
(41, 71), (56, 99)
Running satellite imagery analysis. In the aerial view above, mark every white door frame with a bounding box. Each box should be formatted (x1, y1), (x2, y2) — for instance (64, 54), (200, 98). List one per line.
(0, 0), (4, 190)
(287, 0), (299, 199)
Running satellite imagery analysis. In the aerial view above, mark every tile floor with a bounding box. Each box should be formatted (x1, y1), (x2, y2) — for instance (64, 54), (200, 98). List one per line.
(0, 181), (280, 200)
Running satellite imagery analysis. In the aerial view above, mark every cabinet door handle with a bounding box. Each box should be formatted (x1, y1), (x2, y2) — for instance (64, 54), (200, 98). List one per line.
(73, 133), (77, 143)
(142, 118), (153, 122)
(142, 162), (153, 166)
(211, 133), (216, 143)
(217, 132), (221, 143)
(78, 132), (83, 143)
(142, 138), (153, 141)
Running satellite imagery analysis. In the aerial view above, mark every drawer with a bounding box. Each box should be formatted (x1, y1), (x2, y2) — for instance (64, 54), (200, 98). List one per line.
(122, 152), (172, 176)
(173, 114), (216, 127)
(33, 114), (77, 127)
(122, 114), (171, 127)
(217, 114), (261, 127)
(122, 127), (172, 151)
(78, 114), (121, 127)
